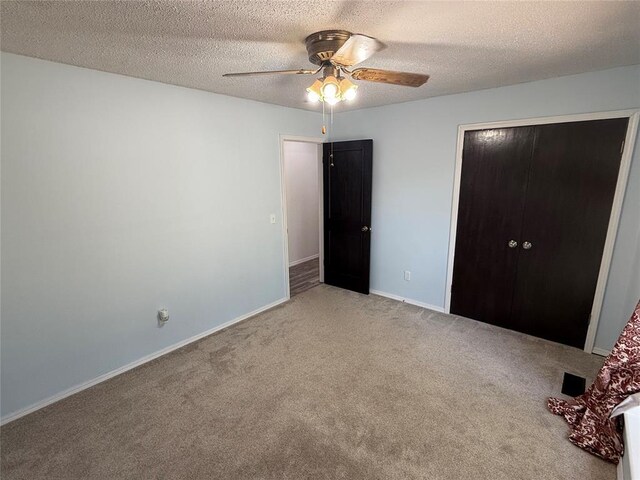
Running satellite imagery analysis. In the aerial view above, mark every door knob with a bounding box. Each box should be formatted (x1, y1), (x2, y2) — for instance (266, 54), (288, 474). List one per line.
(508, 240), (518, 248)
(361, 226), (370, 232)
(522, 241), (532, 250)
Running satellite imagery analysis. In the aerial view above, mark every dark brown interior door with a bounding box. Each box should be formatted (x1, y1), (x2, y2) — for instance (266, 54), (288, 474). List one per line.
(450, 127), (536, 327)
(323, 140), (373, 294)
(510, 119), (628, 347)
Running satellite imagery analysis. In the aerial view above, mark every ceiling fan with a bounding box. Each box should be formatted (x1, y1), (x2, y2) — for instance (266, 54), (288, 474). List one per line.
(223, 30), (429, 105)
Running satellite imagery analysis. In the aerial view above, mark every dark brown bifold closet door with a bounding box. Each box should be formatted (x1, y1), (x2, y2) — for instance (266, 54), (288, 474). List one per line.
(451, 118), (628, 348)
(450, 127), (535, 327)
(510, 119), (628, 348)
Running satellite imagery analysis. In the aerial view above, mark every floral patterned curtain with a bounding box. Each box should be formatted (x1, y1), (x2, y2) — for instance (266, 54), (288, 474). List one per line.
(548, 300), (640, 463)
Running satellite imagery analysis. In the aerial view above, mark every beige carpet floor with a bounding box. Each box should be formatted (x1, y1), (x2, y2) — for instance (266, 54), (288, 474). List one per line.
(1, 285), (613, 480)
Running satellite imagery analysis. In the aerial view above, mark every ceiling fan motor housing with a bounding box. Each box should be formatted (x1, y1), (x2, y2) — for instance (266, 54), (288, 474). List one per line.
(305, 30), (352, 66)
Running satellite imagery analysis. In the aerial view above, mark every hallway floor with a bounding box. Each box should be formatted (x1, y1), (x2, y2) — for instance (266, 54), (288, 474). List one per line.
(289, 257), (320, 297)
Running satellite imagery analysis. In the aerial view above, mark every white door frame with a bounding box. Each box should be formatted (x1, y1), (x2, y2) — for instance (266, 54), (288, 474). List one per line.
(279, 134), (325, 300)
(444, 109), (640, 353)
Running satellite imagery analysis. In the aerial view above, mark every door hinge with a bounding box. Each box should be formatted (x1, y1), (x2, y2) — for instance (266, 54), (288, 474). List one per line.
(621, 140), (625, 154)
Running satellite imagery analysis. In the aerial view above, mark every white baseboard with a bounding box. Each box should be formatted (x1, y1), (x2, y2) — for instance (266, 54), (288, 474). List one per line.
(617, 458), (624, 480)
(0, 297), (288, 426)
(289, 254), (319, 267)
(370, 289), (445, 313)
(592, 347), (611, 357)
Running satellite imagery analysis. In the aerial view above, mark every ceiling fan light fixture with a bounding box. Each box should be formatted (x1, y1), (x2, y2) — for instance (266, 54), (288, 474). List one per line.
(340, 77), (357, 101)
(321, 76), (340, 100)
(305, 74), (358, 104)
(306, 79), (323, 102)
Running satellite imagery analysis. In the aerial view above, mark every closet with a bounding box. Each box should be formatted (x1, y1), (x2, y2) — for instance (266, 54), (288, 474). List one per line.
(450, 118), (628, 348)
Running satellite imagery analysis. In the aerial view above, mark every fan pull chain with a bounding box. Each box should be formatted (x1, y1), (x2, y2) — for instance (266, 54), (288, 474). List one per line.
(321, 101), (326, 135)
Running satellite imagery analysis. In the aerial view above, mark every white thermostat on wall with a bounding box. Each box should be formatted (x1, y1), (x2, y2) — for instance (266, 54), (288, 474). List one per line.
(158, 308), (169, 323)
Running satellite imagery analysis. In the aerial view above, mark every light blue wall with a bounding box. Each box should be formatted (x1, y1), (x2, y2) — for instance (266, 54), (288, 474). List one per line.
(0, 53), (320, 417)
(2, 53), (639, 418)
(331, 65), (640, 352)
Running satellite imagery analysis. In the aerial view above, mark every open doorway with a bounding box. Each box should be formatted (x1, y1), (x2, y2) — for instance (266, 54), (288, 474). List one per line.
(280, 136), (324, 299)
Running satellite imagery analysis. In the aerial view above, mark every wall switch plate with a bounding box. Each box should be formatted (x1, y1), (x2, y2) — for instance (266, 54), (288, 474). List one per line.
(404, 271), (411, 281)
(270, 214), (276, 224)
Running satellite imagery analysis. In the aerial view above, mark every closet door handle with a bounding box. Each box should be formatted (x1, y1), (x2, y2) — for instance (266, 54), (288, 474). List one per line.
(508, 240), (518, 248)
(522, 241), (532, 250)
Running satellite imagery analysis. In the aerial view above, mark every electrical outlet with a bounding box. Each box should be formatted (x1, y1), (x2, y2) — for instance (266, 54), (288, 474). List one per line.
(404, 271), (411, 281)
(158, 308), (169, 324)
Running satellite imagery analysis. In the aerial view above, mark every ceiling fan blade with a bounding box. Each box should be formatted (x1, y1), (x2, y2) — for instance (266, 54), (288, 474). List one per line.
(350, 68), (429, 87)
(331, 34), (386, 67)
(223, 68), (318, 77)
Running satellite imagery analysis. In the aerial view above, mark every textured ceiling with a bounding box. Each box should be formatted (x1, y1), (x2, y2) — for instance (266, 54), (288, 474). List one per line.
(1, 1), (639, 111)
